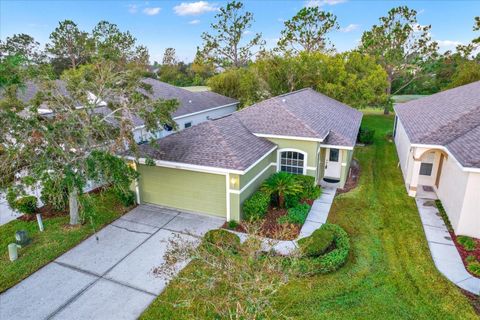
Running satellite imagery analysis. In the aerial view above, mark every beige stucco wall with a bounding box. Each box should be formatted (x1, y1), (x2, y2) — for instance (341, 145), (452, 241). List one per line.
(456, 172), (480, 238)
(394, 117), (412, 182)
(339, 149), (354, 188)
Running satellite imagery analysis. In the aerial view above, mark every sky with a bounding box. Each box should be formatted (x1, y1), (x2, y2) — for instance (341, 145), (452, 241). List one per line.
(1, 0), (479, 63)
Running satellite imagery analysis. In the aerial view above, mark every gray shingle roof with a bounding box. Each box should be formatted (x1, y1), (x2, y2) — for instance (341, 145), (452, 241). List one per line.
(236, 88), (362, 147)
(139, 78), (238, 118)
(394, 81), (480, 168)
(130, 114), (276, 171)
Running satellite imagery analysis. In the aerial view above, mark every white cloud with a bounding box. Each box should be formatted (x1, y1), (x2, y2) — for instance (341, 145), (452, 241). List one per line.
(173, 1), (219, 16)
(305, 0), (347, 7)
(243, 30), (252, 35)
(128, 4), (138, 14)
(340, 23), (360, 33)
(437, 40), (463, 48)
(189, 19), (201, 25)
(143, 7), (161, 15)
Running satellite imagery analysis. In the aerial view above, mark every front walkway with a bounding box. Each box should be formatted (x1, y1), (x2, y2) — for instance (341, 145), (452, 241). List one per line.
(0, 205), (224, 320)
(416, 198), (480, 295)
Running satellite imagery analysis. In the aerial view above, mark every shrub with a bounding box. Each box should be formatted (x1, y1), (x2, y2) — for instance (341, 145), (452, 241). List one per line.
(278, 203), (311, 225)
(294, 175), (321, 200)
(227, 220), (239, 230)
(14, 196), (38, 215)
(261, 172), (302, 208)
(115, 189), (136, 207)
(357, 127), (375, 145)
(296, 223), (350, 275)
(467, 261), (480, 277)
(285, 193), (301, 208)
(466, 255), (477, 263)
(202, 229), (241, 254)
(457, 236), (476, 251)
(298, 228), (334, 257)
(242, 191), (270, 221)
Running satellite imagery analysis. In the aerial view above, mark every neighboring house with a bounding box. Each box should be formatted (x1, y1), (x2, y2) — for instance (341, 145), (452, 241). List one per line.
(125, 88), (362, 221)
(133, 78), (238, 143)
(394, 81), (480, 238)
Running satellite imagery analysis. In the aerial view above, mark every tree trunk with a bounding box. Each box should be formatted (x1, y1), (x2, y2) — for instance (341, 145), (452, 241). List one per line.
(384, 74), (392, 115)
(69, 188), (80, 225)
(278, 193), (285, 209)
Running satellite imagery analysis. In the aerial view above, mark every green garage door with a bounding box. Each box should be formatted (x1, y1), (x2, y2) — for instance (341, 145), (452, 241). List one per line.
(137, 164), (226, 218)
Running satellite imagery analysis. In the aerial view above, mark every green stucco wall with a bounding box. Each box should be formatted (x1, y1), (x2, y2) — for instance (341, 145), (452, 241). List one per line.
(137, 164), (226, 217)
(339, 149), (354, 188)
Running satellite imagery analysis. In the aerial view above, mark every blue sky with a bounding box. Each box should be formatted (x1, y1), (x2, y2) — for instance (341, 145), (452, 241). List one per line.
(1, 0), (479, 63)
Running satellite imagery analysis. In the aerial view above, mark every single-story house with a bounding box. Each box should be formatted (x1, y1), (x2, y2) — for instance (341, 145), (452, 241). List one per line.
(126, 88), (362, 221)
(394, 81), (480, 238)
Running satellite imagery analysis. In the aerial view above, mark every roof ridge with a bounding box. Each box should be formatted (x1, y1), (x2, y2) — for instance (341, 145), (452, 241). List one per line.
(210, 118), (244, 168)
(277, 102), (321, 138)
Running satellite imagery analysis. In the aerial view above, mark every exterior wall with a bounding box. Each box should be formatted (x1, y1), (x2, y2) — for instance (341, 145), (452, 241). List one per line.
(417, 151), (441, 186)
(457, 173), (480, 238)
(133, 103), (238, 143)
(137, 164), (226, 217)
(265, 137), (320, 178)
(394, 117), (412, 182)
(339, 149), (354, 188)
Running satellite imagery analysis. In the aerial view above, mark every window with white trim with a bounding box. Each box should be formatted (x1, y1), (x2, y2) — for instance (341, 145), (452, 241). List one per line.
(280, 151), (305, 174)
(184, 122), (192, 129)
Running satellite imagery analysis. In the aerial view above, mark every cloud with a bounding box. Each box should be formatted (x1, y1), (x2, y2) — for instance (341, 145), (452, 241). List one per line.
(143, 7), (161, 15)
(174, 1), (219, 16)
(437, 40), (463, 48)
(189, 19), (201, 24)
(243, 30), (252, 35)
(305, 0), (347, 7)
(128, 4), (138, 14)
(340, 23), (360, 33)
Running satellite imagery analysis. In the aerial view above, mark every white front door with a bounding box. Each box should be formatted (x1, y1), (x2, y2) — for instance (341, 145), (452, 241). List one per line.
(324, 148), (341, 179)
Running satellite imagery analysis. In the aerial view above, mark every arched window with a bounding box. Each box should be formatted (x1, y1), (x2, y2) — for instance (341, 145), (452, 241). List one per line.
(279, 150), (306, 175)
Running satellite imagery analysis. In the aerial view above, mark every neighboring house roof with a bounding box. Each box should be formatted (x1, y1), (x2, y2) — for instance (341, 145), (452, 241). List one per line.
(235, 88), (362, 147)
(394, 81), (480, 168)
(129, 114), (276, 172)
(139, 78), (238, 119)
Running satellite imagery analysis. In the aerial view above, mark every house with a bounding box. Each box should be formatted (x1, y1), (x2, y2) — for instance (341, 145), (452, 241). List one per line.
(125, 88), (362, 221)
(10, 79), (239, 144)
(394, 81), (480, 238)
(133, 78), (238, 142)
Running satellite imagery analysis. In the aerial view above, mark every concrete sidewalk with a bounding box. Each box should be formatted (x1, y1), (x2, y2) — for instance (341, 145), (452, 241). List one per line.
(0, 205), (224, 320)
(416, 198), (480, 295)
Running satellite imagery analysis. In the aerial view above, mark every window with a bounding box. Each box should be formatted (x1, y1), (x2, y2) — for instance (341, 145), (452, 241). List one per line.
(184, 122), (192, 129)
(329, 148), (339, 162)
(280, 151), (305, 175)
(420, 163), (433, 176)
(163, 124), (173, 131)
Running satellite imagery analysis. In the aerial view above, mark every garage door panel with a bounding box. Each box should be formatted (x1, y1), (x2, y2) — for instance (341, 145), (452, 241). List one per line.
(138, 165), (226, 217)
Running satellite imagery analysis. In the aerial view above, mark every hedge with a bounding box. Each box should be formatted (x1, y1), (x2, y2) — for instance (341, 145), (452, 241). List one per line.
(296, 223), (350, 275)
(278, 203), (311, 225)
(202, 229), (241, 254)
(13, 196), (38, 215)
(297, 228), (334, 257)
(242, 191), (270, 221)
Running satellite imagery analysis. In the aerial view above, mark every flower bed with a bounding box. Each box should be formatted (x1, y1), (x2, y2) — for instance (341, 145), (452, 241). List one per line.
(222, 172), (321, 240)
(436, 200), (480, 277)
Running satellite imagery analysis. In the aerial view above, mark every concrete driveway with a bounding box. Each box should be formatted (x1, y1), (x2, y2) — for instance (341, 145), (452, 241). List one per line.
(0, 205), (224, 320)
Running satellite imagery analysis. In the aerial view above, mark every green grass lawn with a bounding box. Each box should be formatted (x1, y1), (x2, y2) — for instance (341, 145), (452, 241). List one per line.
(0, 189), (131, 293)
(392, 94), (428, 103)
(141, 114), (478, 319)
(181, 85), (210, 92)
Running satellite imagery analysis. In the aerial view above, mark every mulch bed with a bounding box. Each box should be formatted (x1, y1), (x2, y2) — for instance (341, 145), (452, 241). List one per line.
(448, 231), (480, 277)
(222, 206), (302, 241)
(337, 159), (360, 194)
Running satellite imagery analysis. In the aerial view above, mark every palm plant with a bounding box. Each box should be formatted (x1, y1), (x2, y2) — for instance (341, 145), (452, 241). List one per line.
(261, 172), (302, 208)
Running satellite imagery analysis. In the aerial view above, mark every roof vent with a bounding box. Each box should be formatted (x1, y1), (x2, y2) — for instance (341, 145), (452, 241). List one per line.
(188, 100), (192, 103)
(282, 98), (286, 103)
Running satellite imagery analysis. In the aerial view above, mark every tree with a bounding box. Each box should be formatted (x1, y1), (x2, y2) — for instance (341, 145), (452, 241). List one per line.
(359, 6), (438, 112)
(261, 172), (302, 208)
(91, 21), (139, 65)
(162, 48), (177, 66)
(448, 60), (480, 88)
(47, 20), (91, 71)
(0, 60), (179, 225)
(277, 7), (339, 54)
(0, 34), (45, 63)
(200, 1), (265, 68)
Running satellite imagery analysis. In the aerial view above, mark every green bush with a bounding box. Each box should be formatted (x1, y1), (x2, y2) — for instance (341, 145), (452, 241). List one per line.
(294, 175), (321, 200)
(115, 189), (136, 207)
(358, 127), (375, 145)
(285, 193), (301, 208)
(467, 261), (480, 277)
(278, 203), (311, 225)
(14, 196), (38, 215)
(298, 228), (334, 257)
(242, 191), (270, 221)
(202, 229), (241, 254)
(261, 172), (302, 208)
(466, 255), (477, 263)
(227, 220), (239, 229)
(296, 224), (350, 275)
(457, 236), (476, 251)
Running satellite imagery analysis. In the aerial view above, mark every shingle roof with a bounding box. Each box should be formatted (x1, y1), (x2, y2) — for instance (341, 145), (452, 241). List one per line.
(236, 88), (362, 147)
(130, 114), (276, 171)
(139, 78), (238, 118)
(394, 81), (480, 168)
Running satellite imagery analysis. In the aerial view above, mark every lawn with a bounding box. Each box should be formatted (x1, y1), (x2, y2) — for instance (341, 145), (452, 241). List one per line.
(0, 189), (131, 293)
(141, 114), (478, 319)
